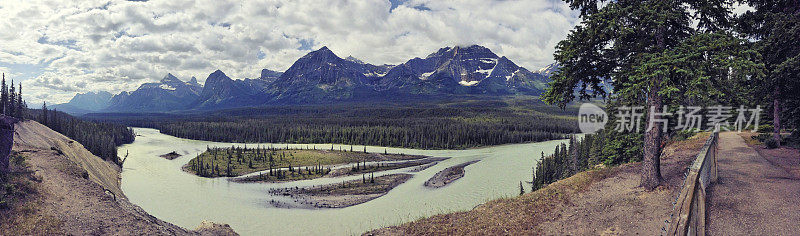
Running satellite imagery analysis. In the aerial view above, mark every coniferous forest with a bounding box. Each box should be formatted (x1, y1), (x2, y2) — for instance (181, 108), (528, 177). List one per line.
(26, 106), (135, 165)
(531, 134), (603, 191)
(89, 99), (580, 150)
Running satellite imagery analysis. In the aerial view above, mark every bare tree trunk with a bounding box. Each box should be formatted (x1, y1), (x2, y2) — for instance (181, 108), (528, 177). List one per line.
(642, 84), (664, 190)
(773, 87), (782, 147)
(641, 23), (666, 190)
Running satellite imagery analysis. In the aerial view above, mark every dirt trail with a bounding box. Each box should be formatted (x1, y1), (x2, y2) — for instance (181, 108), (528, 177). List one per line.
(707, 132), (800, 235)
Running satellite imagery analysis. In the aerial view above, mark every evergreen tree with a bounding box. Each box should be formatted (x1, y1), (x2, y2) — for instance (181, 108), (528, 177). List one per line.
(16, 82), (24, 118)
(41, 102), (48, 126)
(738, 0), (800, 146)
(543, 0), (759, 190)
(0, 74), (6, 115)
(8, 80), (15, 117)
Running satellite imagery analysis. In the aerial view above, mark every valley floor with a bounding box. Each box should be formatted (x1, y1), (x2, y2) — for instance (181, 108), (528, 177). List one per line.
(366, 132), (709, 235)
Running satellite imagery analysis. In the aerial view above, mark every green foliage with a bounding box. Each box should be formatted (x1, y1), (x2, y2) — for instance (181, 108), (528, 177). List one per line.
(91, 101), (578, 150)
(0, 75), (25, 118)
(543, 1), (758, 108)
(765, 138), (779, 149)
(738, 1), (800, 135)
(186, 146), (417, 178)
(543, 0), (762, 189)
(531, 133), (604, 191)
(0, 153), (35, 210)
(757, 124), (774, 134)
(754, 133), (772, 142)
(600, 131), (644, 165)
(671, 129), (698, 143)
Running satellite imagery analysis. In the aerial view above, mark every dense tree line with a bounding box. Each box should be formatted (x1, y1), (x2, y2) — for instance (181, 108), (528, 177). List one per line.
(188, 146), (330, 179)
(159, 117), (571, 150)
(530, 134), (604, 191)
(738, 0), (800, 147)
(0, 73), (26, 119)
(102, 104), (579, 150)
(26, 105), (135, 165)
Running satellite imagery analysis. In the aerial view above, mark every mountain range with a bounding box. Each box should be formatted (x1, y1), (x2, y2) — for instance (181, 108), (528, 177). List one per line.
(54, 45), (556, 114)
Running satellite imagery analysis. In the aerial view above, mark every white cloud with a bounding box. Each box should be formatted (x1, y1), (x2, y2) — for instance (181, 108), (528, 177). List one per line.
(0, 0), (579, 104)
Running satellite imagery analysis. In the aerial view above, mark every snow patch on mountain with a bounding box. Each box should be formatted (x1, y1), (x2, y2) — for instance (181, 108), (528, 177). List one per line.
(159, 84), (176, 91)
(420, 72), (434, 80)
(459, 80), (480, 86)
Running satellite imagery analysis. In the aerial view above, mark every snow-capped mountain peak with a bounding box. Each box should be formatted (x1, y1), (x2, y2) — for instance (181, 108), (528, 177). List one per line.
(536, 62), (559, 77)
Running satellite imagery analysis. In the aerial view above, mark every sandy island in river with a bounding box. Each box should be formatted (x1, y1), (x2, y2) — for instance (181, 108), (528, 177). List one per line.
(269, 173), (413, 208)
(424, 160), (480, 188)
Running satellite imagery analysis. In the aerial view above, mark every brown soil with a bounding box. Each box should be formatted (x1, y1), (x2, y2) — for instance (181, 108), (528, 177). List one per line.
(4, 121), (237, 235)
(270, 173), (413, 208)
(366, 133), (709, 235)
(708, 132), (800, 234)
(424, 160), (479, 188)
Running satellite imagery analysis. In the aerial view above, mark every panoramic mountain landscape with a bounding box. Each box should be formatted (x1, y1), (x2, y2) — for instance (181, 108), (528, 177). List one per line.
(1, 0), (799, 236)
(52, 45), (550, 113)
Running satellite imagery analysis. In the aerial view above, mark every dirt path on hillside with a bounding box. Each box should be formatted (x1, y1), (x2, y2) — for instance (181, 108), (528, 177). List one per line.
(707, 132), (800, 235)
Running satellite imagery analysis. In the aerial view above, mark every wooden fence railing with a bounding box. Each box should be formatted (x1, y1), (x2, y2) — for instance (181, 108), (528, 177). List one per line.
(665, 130), (719, 236)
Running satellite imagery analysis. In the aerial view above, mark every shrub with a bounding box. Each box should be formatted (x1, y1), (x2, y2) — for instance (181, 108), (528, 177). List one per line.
(757, 124), (774, 134)
(765, 138), (779, 149)
(601, 131), (643, 165)
(671, 130), (697, 142)
(752, 133), (771, 142)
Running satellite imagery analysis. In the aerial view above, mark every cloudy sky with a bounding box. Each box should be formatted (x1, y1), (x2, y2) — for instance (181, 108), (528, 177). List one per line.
(0, 0), (580, 104)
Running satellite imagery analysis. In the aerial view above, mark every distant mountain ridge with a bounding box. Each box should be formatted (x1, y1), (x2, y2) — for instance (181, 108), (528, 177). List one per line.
(62, 45), (557, 114)
(105, 73), (202, 112)
(50, 91), (113, 115)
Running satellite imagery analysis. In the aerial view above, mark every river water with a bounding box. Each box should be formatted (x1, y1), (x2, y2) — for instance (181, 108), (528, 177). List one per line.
(120, 128), (570, 235)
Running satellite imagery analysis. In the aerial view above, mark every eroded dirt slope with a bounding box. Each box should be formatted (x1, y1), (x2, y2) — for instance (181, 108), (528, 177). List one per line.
(7, 120), (237, 235)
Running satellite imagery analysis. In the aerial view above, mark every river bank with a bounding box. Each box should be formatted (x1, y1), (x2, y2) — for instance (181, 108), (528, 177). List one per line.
(1, 121), (237, 235)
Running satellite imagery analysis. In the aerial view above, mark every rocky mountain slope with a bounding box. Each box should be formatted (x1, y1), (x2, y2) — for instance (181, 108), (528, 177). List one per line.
(50, 91), (113, 115)
(66, 45), (554, 113)
(105, 74), (202, 112)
